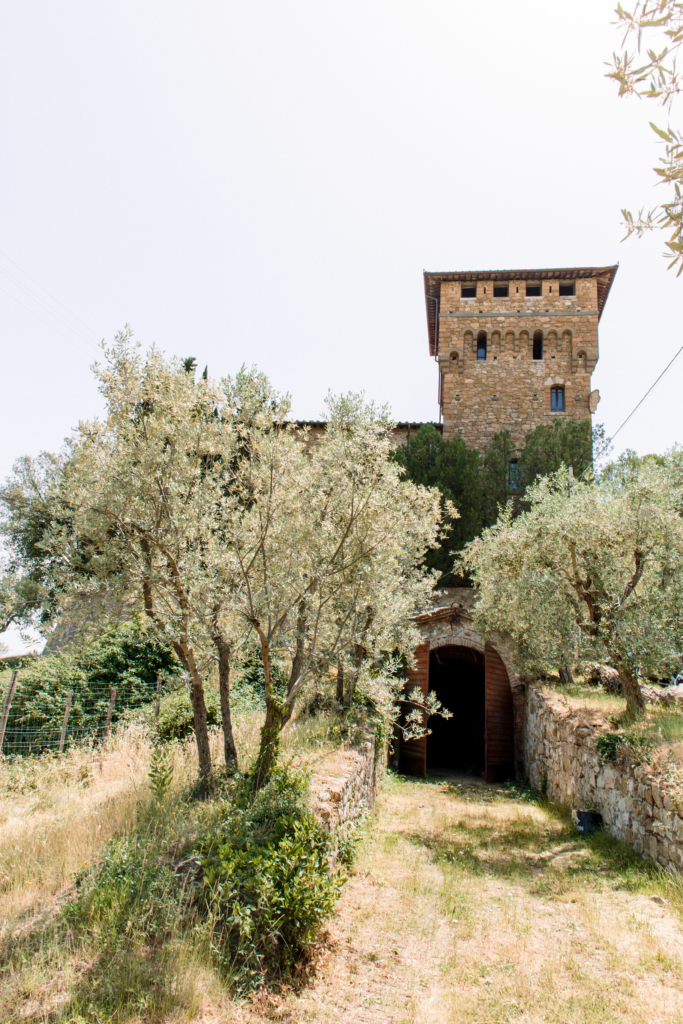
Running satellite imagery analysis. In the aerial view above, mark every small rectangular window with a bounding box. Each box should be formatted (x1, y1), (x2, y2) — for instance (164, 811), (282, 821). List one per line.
(559, 282), (575, 296)
(493, 284), (509, 298)
(532, 332), (543, 360)
(509, 460), (521, 491)
(526, 282), (542, 297)
(461, 283), (476, 298)
(551, 386), (565, 412)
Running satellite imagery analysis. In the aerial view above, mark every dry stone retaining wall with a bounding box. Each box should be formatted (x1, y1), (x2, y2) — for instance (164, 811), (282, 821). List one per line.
(525, 685), (683, 872)
(309, 733), (381, 863)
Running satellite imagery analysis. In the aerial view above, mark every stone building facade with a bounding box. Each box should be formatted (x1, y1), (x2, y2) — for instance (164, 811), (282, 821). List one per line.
(423, 265), (618, 449)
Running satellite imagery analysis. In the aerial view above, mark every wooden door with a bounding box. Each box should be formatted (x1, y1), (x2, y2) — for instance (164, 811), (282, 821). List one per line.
(484, 644), (514, 782)
(398, 642), (428, 777)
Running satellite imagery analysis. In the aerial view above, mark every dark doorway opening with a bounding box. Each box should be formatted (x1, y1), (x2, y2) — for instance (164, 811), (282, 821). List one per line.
(427, 645), (485, 773)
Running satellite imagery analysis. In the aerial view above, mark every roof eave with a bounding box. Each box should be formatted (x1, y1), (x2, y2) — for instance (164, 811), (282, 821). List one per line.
(424, 265), (618, 355)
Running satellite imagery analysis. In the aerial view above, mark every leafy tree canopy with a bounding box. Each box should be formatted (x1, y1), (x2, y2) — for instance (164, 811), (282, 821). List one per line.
(1, 336), (445, 788)
(392, 425), (482, 582)
(393, 418), (603, 585)
(518, 418), (596, 489)
(459, 454), (683, 717)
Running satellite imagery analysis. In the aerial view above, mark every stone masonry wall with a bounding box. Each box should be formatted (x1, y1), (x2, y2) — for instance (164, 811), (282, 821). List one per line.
(437, 276), (598, 450)
(525, 685), (683, 872)
(310, 733), (382, 863)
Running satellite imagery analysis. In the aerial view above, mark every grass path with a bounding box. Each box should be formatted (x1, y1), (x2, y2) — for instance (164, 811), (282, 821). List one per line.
(244, 773), (683, 1024)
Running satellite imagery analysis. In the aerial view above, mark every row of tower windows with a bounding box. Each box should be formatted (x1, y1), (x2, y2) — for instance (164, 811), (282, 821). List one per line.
(464, 327), (575, 347)
(477, 330), (543, 360)
(461, 281), (576, 299)
(469, 330), (587, 368)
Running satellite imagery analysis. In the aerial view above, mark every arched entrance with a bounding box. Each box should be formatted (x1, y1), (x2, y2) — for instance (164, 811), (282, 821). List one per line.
(398, 636), (516, 782)
(427, 645), (485, 774)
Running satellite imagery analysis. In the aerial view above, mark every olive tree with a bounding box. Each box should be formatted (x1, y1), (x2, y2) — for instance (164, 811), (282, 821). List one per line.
(218, 390), (444, 785)
(6, 337), (445, 788)
(459, 462), (683, 716)
(608, 1), (683, 272)
(34, 332), (249, 787)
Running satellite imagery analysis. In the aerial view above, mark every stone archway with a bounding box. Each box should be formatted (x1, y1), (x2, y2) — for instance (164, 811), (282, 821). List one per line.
(397, 604), (517, 781)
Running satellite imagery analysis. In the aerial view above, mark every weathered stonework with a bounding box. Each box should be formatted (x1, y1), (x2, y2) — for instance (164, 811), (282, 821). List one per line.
(309, 733), (382, 864)
(405, 598), (525, 780)
(424, 266), (617, 450)
(525, 685), (683, 872)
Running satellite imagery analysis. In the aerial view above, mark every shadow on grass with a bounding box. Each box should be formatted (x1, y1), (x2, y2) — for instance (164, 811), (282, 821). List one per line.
(398, 774), (683, 907)
(65, 937), (200, 1023)
(0, 911), (203, 1024)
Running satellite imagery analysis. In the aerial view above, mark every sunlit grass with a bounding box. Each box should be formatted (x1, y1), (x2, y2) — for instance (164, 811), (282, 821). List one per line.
(545, 678), (683, 753)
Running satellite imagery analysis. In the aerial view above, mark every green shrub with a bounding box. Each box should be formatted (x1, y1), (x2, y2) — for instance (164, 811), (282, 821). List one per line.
(597, 730), (657, 766)
(66, 835), (185, 944)
(200, 812), (339, 985)
(149, 744), (174, 801)
(157, 687), (221, 742)
(198, 766), (340, 986)
(336, 811), (367, 868)
(66, 765), (341, 990)
(2, 618), (180, 754)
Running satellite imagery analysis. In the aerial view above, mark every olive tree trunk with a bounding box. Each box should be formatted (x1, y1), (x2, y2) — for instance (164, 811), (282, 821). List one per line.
(212, 630), (238, 770)
(615, 662), (646, 717)
(174, 640), (213, 793)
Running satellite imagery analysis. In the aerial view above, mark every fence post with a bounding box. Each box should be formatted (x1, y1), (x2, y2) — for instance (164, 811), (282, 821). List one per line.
(155, 676), (161, 734)
(0, 671), (19, 754)
(102, 686), (117, 750)
(58, 690), (73, 754)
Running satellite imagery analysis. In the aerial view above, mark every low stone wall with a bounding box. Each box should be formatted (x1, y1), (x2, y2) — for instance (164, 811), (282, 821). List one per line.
(525, 685), (683, 872)
(309, 733), (381, 861)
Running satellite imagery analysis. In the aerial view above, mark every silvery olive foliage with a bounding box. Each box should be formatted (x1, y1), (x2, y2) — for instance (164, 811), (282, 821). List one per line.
(459, 456), (683, 716)
(39, 331), (248, 785)
(214, 388), (446, 784)
(22, 333), (445, 785)
(608, 2), (683, 272)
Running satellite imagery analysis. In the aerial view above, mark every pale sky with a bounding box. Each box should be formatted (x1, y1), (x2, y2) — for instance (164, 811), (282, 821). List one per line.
(0, 0), (681, 490)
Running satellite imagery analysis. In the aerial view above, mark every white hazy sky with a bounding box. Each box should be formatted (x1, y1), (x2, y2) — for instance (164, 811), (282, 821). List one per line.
(0, 0), (681, 490)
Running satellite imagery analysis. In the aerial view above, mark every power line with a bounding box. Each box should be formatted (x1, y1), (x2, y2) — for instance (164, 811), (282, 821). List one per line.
(609, 342), (683, 444)
(0, 266), (100, 350)
(0, 283), (97, 360)
(0, 247), (101, 343)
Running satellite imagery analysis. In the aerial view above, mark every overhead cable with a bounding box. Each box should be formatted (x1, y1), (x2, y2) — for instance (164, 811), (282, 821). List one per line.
(609, 342), (683, 444)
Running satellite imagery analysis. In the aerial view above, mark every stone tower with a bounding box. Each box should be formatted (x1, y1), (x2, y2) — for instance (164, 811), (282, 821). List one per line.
(423, 265), (618, 449)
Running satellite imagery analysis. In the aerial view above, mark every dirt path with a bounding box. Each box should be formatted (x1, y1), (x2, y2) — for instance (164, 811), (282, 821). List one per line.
(244, 773), (683, 1024)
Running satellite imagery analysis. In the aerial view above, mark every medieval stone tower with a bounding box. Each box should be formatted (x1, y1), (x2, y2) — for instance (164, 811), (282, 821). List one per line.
(423, 265), (618, 449)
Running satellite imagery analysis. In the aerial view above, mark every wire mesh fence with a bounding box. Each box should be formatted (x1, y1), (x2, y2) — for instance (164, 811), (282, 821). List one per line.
(0, 670), (166, 756)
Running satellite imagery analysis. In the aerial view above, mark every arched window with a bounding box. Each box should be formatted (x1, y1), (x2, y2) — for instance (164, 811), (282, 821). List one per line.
(577, 350), (587, 371)
(533, 330), (543, 360)
(477, 331), (487, 361)
(450, 351), (459, 369)
(551, 386), (565, 412)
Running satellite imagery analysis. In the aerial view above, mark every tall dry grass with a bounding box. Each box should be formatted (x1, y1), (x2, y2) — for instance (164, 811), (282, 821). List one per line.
(0, 725), (151, 925)
(0, 700), (338, 932)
